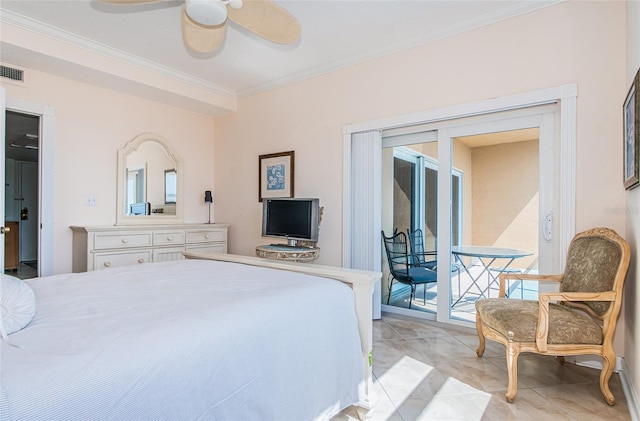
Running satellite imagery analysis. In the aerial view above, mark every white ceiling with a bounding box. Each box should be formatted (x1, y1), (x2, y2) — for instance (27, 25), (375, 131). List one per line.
(1, 0), (561, 101)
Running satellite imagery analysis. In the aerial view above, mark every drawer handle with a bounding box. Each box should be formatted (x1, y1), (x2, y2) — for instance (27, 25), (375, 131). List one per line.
(138, 258), (145, 264)
(104, 261), (111, 267)
(167, 236), (173, 241)
(122, 238), (129, 244)
(204, 234), (209, 239)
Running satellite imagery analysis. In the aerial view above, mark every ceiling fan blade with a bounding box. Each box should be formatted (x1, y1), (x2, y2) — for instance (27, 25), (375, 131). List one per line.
(100, 0), (162, 4)
(227, 0), (300, 45)
(181, 8), (226, 53)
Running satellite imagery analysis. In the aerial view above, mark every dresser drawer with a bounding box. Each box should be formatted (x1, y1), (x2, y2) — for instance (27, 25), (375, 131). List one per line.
(153, 231), (186, 246)
(153, 246), (186, 262)
(94, 250), (152, 270)
(186, 244), (227, 254)
(94, 232), (152, 250)
(186, 229), (226, 244)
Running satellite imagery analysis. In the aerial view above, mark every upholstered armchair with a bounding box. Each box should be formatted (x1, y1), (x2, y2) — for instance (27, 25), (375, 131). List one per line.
(475, 227), (630, 405)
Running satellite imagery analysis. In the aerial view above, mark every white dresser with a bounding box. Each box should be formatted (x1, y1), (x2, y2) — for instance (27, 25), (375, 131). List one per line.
(71, 224), (230, 272)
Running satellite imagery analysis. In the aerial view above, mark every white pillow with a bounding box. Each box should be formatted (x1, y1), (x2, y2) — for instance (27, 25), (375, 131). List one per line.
(1, 274), (36, 336)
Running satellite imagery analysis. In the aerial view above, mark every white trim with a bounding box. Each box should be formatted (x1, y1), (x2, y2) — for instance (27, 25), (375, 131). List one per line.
(0, 87), (5, 272)
(237, 1), (565, 97)
(342, 125), (353, 268)
(5, 98), (55, 276)
(381, 304), (436, 321)
(0, 9), (236, 98)
(559, 84), (578, 268)
(344, 84), (577, 323)
(349, 85), (573, 133)
(1, 2), (564, 99)
(621, 358), (640, 421)
(347, 83), (577, 265)
(572, 355), (640, 419)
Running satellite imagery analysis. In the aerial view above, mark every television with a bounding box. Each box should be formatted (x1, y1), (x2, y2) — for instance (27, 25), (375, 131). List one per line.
(262, 198), (319, 247)
(130, 202), (151, 215)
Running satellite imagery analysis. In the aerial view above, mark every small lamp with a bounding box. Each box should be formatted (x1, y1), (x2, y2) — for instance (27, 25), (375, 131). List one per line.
(204, 190), (213, 224)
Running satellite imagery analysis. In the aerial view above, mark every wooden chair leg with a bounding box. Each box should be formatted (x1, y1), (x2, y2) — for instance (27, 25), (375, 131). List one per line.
(555, 356), (565, 365)
(600, 348), (616, 406)
(475, 312), (486, 357)
(505, 343), (520, 403)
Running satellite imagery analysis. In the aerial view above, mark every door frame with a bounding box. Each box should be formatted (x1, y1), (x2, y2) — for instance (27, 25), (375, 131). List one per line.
(343, 83), (577, 322)
(2, 94), (55, 276)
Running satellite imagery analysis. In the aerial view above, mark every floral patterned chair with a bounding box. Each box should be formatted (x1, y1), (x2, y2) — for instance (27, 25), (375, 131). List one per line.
(475, 227), (630, 405)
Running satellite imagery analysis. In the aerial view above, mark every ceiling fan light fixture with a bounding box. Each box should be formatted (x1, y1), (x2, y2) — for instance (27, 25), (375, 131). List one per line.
(185, 0), (227, 26)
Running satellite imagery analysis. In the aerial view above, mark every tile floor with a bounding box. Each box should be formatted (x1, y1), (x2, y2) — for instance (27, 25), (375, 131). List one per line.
(4, 261), (38, 280)
(336, 314), (631, 421)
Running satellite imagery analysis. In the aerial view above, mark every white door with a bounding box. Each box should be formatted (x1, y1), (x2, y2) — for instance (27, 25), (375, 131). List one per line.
(438, 106), (559, 324)
(1, 86), (6, 271)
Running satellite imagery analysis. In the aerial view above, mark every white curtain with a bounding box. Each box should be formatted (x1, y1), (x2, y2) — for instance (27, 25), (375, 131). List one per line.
(343, 129), (382, 318)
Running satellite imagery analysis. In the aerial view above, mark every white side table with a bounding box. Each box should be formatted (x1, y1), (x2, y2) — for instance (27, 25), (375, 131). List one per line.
(255, 244), (320, 263)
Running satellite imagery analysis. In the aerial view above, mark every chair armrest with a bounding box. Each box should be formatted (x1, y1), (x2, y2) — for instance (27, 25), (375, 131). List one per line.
(497, 273), (563, 297)
(534, 291), (616, 351)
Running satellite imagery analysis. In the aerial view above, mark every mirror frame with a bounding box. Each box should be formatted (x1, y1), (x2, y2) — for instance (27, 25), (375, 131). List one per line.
(116, 133), (183, 225)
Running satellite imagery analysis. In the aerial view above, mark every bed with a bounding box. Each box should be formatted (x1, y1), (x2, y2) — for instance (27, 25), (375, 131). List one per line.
(1, 255), (379, 420)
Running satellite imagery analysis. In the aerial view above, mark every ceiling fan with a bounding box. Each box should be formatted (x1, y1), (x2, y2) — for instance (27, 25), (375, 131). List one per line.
(101, 0), (301, 53)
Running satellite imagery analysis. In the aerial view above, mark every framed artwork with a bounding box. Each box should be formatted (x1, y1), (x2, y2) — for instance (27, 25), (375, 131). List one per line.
(624, 68), (640, 190)
(259, 151), (295, 202)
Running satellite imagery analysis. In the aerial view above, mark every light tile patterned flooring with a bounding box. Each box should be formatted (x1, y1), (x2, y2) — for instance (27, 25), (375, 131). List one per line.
(335, 314), (631, 421)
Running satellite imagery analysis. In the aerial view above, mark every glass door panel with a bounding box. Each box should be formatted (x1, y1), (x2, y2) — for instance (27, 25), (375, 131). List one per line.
(449, 129), (540, 323)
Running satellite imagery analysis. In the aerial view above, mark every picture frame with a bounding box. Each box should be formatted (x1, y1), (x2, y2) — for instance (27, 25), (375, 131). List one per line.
(259, 151), (295, 202)
(623, 68), (640, 190)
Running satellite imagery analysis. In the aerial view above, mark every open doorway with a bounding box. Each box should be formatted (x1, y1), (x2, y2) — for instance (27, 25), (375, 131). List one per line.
(4, 110), (39, 280)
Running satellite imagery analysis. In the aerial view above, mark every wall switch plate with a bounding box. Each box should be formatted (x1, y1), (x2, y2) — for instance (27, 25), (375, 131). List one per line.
(86, 195), (97, 206)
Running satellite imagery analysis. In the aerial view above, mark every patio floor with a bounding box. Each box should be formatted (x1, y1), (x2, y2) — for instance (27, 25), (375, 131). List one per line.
(386, 265), (539, 323)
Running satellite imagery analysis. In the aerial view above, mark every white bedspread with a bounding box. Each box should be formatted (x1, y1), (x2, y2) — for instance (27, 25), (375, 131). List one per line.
(1, 259), (364, 420)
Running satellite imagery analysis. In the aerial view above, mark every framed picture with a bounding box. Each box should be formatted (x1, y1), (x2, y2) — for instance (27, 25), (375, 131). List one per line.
(623, 68), (640, 190)
(259, 151), (295, 202)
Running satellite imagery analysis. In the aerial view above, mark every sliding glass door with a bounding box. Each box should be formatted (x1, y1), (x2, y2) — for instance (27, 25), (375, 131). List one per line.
(380, 105), (559, 326)
(382, 139), (462, 317)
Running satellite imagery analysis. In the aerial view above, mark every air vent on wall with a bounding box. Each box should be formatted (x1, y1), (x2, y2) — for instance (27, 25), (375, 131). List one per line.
(0, 63), (28, 86)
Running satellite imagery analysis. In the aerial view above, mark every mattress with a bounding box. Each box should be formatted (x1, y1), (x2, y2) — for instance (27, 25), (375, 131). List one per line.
(0, 259), (364, 420)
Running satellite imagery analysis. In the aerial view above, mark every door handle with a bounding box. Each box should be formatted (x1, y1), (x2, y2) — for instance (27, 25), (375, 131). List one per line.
(543, 212), (553, 241)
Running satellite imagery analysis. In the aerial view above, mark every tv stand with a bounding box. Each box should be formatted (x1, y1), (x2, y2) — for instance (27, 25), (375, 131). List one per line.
(256, 244), (320, 263)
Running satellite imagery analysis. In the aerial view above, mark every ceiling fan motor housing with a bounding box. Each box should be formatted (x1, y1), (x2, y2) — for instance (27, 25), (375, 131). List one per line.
(185, 0), (227, 26)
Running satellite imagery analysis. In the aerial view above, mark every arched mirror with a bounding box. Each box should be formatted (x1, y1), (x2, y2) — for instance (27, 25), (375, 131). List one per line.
(116, 133), (183, 225)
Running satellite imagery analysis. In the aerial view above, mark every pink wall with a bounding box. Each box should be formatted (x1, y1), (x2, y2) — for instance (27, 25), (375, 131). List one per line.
(215, 1), (627, 265)
(625, 0), (640, 410)
(3, 70), (216, 274)
(214, 0), (634, 366)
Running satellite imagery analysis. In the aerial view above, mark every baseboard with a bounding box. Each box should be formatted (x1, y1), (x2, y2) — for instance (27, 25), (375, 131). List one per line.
(620, 359), (640, 421)
(571, 355), (623, 372)
(571, 356), (639, 420)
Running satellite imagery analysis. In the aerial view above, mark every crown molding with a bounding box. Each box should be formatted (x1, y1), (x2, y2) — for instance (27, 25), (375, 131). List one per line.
(0, 8), (237, 99)
(237, 0), (565, 97)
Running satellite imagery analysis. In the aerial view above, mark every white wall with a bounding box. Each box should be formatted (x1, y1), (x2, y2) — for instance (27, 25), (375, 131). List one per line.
(2, 70), (216, 274)
(624, 0), (640, 413)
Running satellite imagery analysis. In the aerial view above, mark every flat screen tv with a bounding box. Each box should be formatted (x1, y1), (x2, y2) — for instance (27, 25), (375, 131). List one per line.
(261, 198), (319, 247)
(130, 202), (151, 215)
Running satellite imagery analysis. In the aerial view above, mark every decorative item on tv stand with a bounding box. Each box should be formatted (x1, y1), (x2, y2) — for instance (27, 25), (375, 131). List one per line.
(255, 198), (322, 263)
(205, 190), (213, 224)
